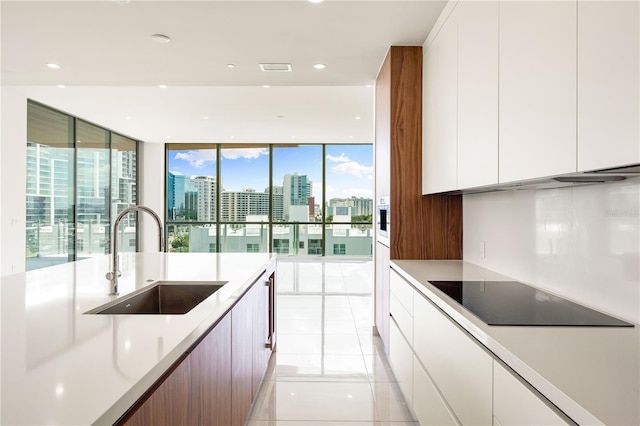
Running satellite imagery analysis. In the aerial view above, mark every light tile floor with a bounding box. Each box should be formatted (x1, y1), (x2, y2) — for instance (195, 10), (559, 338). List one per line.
(247, 259), (417, 426)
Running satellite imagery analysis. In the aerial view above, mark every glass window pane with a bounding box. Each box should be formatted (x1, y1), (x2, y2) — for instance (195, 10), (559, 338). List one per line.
(326, 223), (373, 256)
(219, 223), (269, 253)
(26, 103), (75, 271)
(167, 223), (217, 253)
(220, 145), (269, 222)
(167, 144), (217, 222)
(273, 145), (322, 222)
(76, 120), (110, 257)
(271, 223), (322, 256)
(325, 145), (374, 223)
(111, 133), (137, 252)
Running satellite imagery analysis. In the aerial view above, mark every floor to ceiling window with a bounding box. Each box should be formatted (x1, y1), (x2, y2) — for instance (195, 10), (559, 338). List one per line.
(26, 101), (139, 271)
(166, 143), (373, 256)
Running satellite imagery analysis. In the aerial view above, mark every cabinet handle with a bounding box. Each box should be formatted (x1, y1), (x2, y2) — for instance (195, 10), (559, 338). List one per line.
(265, 280), (271, 287)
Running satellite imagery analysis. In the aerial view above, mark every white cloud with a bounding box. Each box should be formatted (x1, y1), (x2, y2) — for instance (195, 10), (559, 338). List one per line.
(326, 153), (373, 179)
(326, 153), (350, 163)
(174, 150), (216, 169)
(222, 148), (268, 160)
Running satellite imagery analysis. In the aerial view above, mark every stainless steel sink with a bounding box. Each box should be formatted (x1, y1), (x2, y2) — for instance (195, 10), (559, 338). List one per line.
(85, 281), (227, 315)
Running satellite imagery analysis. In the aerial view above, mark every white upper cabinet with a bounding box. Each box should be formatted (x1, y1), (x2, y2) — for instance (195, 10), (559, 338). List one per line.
(499, 1), (577, 183)
(457, 1), (499, 189)
(577, 0), (640, 171)
(423, 5), (458, 194)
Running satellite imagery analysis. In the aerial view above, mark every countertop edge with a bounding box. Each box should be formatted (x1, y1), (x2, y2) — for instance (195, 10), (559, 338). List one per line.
(390, 260), (605, 426)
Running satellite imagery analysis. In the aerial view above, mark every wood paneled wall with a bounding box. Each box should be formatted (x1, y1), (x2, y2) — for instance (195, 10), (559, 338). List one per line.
(375, 46), (462, 260)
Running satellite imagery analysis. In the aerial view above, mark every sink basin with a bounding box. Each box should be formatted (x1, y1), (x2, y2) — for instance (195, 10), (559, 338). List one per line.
(86, 281), (226, 315)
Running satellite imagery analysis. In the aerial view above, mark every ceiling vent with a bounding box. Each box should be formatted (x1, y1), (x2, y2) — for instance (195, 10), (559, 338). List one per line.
(259, 63), (293, 72)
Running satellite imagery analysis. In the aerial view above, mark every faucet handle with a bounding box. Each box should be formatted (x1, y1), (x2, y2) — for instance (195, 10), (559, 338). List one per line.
(105, 270), (122, 280)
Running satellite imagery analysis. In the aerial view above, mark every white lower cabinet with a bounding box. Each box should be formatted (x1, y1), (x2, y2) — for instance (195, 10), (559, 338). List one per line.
(493, 362), (571, 426)
(388, 268), (574, 425)
(413, 355), (458, 426)
(413, 290), (493, 426)
(389, 318), (413, 409)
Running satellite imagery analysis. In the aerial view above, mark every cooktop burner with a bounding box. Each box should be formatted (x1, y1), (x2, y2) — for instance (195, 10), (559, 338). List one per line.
(429, 280), (633, 327)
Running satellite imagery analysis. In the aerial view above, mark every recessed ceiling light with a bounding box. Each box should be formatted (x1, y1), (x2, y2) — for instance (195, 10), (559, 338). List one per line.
(263, 85), (270, 88)
(313, 63), (326, 70)
(56, 84), (65, 89)
(151, 34), (171, 44)
(308, 0), (325, 3)
(203, 116), (209, 120)
(355, 116), (361, 120)
(112, 0), (131, 4)
(46, 63), (60, 69)
(159, 84), (167, 89)
(230, 136), (235, 139)
(366, 84), (373, 88)
(227, 64), (236, 68)
(291, 136), (296, 139)
(166, 135), (171, 139)
(276, 115), (285, 119)
(125, 116), (132, 120)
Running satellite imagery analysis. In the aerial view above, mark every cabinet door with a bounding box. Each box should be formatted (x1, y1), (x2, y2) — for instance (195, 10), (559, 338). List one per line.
(577, 0), (640, 171)
(190, 314), (232, 426)
(413, 355), (457, 426)
(494, 362), (571, 425)
(232, 288), (254, 426)
(413, 292), (492, 425)
(375, 243), (390, 352)
(423, 6), (458, 194)
(123, 355), (192, 426)
(253, 273), (272, 396)
(389, 317), (413, 409)
(457, 0), (499, 189)
(499, 1), (577, 182)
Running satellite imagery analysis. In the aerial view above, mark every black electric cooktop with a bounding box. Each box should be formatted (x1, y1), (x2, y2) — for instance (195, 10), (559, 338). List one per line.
(429, 280), (633, 327)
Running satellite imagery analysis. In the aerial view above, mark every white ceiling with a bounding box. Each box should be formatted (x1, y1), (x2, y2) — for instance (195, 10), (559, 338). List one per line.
(1, 0), (446, 143)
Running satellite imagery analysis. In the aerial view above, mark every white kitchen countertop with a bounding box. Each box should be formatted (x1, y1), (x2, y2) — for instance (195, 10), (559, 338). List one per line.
(0, 252), (276, 425)
(391, 260), (639, 426)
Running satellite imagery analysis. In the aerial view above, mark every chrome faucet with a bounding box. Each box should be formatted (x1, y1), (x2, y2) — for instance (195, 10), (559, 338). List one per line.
(106, 205), (164, 296)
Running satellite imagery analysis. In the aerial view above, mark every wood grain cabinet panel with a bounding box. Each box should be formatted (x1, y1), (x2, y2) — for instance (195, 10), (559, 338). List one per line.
(123, 355), (192, 426)
(190, 314), (232, 426)
(232, 288), (255, 426)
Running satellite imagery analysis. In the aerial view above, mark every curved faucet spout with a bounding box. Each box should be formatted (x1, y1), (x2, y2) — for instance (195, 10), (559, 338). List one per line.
(107, 205), (164, 296)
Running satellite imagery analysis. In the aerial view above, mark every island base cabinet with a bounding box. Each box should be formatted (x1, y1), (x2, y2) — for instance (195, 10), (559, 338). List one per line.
(119, 270), (274, 426)
(122, 354), (192, 426)
(191, 314), (232, 426)
(494, 362), (572, 425)
(412, 355), (457, 426)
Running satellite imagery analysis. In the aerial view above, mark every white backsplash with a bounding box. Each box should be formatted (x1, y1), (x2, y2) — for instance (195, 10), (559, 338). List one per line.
(463, 178), (640, 324)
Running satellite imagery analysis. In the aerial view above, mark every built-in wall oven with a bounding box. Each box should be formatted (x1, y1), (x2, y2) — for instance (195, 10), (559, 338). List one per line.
(376, 195), (390, 247)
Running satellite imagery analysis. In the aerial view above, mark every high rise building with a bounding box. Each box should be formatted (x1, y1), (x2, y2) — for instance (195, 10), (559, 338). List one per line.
(168, 172), (198, 220)
(221, 189), (269, 222)
(193, 176), (217, 222)
(283, 173), (312, 220)
(327, 196), (373, 217)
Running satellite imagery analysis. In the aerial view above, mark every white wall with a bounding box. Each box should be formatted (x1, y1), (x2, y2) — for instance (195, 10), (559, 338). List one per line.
(463, 179), (640, 324)
(138, 142), (165, 253)
(1, 87), (28, 276)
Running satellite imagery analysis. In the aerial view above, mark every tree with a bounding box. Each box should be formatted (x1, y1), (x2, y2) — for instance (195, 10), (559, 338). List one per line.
(171, 234), (190, 252)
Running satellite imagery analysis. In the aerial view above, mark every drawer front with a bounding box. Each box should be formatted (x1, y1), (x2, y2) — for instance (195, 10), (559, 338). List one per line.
(413, 292), (493, 425)
(390, 292), (413, 346)
(494, 362), (572, 425)
(389, 318), (414, 409)
(390, 269), (414, 316)
(413, 355), (458, 426)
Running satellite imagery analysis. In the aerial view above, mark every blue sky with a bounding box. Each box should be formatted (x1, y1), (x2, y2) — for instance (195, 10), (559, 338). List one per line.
(169, 144), (373, 201)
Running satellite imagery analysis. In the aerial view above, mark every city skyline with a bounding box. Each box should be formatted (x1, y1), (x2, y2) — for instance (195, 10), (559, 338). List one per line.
(168, 144), (372, 201)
